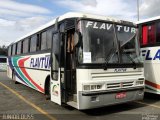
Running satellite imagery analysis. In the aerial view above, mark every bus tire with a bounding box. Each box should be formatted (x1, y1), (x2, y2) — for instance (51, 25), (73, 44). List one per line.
(45, 76), (51, 100)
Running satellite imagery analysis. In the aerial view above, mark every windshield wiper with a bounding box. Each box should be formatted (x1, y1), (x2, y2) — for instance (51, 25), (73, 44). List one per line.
(103, 24), (120, 70)
(121, 51), (136, 69)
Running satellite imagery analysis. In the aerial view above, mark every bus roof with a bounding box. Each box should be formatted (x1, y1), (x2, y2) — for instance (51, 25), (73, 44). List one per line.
(13, 12), (135, 44)
(136, 16), (160, 25)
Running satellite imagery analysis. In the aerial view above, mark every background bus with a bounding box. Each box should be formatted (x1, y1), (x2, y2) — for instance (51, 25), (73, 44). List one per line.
(137, 16), (160, 94)
(7, 12), (144, 110)
(0, 56), (7, 71)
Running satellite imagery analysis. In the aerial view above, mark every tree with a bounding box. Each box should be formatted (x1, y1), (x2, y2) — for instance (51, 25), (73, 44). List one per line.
(0, 45), (7, 56)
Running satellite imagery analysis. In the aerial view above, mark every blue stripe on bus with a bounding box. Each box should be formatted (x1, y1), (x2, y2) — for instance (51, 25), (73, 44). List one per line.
(8, 57), (28, 85)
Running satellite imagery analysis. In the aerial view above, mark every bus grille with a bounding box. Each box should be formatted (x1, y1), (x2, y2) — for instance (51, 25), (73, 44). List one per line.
(106, 81), (134, 89)
(91, 71), (143, 80)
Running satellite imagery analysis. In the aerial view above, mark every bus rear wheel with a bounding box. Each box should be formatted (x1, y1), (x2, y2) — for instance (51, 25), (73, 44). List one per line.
(12, 70), (19, 84)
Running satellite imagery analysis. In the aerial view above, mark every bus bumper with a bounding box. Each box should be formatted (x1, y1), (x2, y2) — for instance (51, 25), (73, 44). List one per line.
(78, 87), (144, 110)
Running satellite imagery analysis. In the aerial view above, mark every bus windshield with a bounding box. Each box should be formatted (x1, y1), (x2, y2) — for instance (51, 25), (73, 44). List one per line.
(78, 20), (142, 65)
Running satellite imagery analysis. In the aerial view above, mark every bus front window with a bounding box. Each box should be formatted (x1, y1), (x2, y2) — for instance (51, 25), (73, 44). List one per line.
(78, 20), (118, 64)
(78, 20), (142, 65)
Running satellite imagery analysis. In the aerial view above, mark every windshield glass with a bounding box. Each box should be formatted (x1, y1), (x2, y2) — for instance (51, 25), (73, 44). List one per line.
(78, 20), (142, 64)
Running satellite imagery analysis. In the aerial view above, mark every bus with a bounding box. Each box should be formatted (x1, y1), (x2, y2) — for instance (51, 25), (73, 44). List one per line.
(7, 12), (144, 110)
(0, 56), (7, 71)
(137, 16), (160, 94)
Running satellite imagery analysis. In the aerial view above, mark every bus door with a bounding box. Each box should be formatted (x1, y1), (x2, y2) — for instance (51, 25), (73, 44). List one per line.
(50, 32), (62, 105)
(64, 29), (77, 103)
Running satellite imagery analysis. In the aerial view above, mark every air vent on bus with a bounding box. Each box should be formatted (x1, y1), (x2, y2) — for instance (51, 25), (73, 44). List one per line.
(106, 81), (134, 89)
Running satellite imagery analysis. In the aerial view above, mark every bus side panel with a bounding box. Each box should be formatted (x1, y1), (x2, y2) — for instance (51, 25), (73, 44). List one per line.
(8, 53), (50, 93)
(142, 47), (160, 94)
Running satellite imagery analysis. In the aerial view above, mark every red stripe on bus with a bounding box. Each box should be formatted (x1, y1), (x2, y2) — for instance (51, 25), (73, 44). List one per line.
(142, 26), (148, 45)
(145, 80), (160, 89)
(19, 57), (44, 93)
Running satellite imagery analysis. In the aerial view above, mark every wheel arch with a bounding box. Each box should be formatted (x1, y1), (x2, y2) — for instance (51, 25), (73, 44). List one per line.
(44, 75), (50, 95)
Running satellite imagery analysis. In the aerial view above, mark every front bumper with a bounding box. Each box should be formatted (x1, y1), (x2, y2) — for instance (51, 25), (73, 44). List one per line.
(78, 87), (144, 110)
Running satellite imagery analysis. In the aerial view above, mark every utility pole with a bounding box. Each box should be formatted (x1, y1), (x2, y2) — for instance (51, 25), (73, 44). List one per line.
(137, 0), (139, 21)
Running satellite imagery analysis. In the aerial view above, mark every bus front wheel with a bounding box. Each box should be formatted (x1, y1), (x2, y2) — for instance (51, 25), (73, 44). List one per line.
(45, 76), (51, 100)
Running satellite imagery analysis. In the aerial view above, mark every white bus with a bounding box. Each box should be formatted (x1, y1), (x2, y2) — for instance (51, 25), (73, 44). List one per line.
(0, 56), (7, 71)
(7, 12), (144, 109)
(137, 16), (160, 94)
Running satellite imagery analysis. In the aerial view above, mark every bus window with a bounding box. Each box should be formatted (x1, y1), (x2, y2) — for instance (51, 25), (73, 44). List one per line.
(17, 41), (22, 54)
(148, 24), (156, 44)
(0, 58), (6, 63)
(23, 38), (29, 53)
(8, 46), (12, 56)
(12, 44), (17, 55)
(41, 31), (47, 50)
(47, 28), (53, 49)
(156, 22), (160, 43)
(30, 35), (37, 52)
(142, 26), (148, 45)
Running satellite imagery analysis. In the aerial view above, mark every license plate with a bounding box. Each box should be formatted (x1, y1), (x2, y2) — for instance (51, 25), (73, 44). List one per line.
(115, 92), (126, 99)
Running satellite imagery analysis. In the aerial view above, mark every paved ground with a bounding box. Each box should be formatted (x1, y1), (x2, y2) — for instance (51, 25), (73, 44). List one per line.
(0, 71), (160, 120)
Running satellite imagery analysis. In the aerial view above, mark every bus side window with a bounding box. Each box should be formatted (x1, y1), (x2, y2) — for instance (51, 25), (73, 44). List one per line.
(156, 22), (160, 43)
(8, 46), (12, 56)
(0, 58), (7, 63)
(12, 44), (17, 56)
(148, 24), (156, 44)
(41, 31), (47, 50)
(47, 28), (54, 49)
(141, 24), (156, 46)
(17, 41), (22, 54)
(23, 38), (29, 53)
(30, 35), (37, 52)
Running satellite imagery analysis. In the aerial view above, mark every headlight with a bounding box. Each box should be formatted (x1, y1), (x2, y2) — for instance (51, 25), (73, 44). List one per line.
(91, 85), (97, 90)
(83, 84), (103, 91)
(83, 85), (90, 90)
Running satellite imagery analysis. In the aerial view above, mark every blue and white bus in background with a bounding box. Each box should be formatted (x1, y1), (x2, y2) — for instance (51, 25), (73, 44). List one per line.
(0, 56), (7, 71)
(137, 16), (160, 94)
(7, 12), (144, 110)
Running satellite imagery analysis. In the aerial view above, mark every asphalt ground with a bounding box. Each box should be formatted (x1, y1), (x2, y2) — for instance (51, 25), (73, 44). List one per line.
(0, 71), (160, 120)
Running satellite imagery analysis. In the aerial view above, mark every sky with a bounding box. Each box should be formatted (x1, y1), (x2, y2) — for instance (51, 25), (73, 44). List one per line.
(0, 0), (159, 46)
